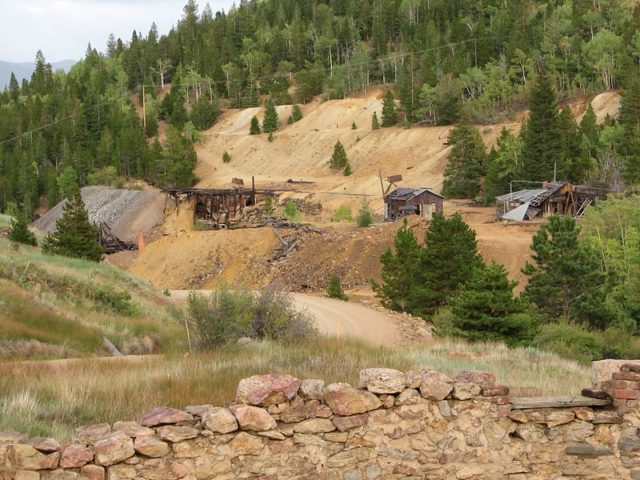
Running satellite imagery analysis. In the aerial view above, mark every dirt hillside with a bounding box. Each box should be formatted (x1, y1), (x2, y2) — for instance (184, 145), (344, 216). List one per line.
(127, 90), (620, 294)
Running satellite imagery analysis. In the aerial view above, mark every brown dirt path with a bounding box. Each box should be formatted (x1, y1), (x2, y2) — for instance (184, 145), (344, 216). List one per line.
(170, 290), (403, 347)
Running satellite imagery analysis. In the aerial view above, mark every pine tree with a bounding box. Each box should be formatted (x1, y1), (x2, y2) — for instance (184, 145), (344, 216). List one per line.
(412, 213), (484, 316)
(620, 76), (640, 183)
(327, 275), (349, 301)
(372, 219), (422, 312)
(343, 160), (353, 176)
(450, 262), (535, 345)
(42, 190), (103, 262)
(520, 73), (563, 181)
(262, 99), (279, 134)
(291, 104), (303, 123)
(250, 116), (261, 134)
(381, 90), (397, 127)
(523, 215), (616, 328)
(190, 95), (220, 130)
(330, 140), (348, 169)
(442, 114), (486, 198)
(484, 128), (522, 202)
(558, 107), (585, 182)
(371, 112), (380, 130)
(8, 210), (37, 246)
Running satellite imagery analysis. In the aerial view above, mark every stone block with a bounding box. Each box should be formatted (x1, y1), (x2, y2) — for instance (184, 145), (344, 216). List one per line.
(94, 432), (135, 467)
(79, 465), (105, 480)
(9, 445), (60, 470)
(75, 425), (111, 446)
(292, 419), (336, 434)
(140, 407), (193, 428)
(358, 368), (406, 394)
(299, 380), (324, 401)
(565, 443), (612, 458)
(202, 407), (238, 434)
(155, 426), (198, 443)
(332, 414), (369, 432)
(418, 370), (453, 401)
(112, 422), (153, 438)
(60, 444), (94, 468)
(133, 436), (170, 457)
(592, 360), (640, 389)
(229, 405), (277, 432)
(323, 383), (382, 416)
(236, 374), (301, 406)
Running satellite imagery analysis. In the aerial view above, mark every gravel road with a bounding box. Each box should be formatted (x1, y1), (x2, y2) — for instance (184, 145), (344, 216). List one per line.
(170, 291), (401, 347)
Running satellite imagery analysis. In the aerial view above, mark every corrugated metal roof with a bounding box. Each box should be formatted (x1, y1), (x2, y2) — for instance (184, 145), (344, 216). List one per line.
(495, 188), (548, 203)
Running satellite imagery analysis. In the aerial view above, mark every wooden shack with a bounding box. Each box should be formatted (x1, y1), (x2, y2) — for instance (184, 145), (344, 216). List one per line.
(384, 187), (445, 221)
(163, 187), (258, 229)
(496, 181), (604, 220)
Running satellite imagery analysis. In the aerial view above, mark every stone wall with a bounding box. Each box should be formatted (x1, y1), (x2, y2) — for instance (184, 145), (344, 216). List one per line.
(2, 364), (640, 480)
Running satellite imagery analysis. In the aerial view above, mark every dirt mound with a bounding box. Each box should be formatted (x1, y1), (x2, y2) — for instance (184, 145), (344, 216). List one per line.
(33, 186), (165, 242)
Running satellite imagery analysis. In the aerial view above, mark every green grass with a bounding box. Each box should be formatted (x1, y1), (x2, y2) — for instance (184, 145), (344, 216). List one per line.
(0, 237), (186, 359)
(0, 214), (11, 228)
(0, 336), (590, 440)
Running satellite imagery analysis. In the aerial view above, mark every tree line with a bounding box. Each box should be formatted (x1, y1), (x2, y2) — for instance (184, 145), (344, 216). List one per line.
(375, 196), (640, 362)
(3, 0), (640, 220)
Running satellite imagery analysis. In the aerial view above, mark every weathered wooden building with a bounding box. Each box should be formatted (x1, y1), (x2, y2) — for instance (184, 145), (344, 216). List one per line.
(163, 187), (265, 229)
(496, 181), (604, 221)
(384, 187), (445, 221)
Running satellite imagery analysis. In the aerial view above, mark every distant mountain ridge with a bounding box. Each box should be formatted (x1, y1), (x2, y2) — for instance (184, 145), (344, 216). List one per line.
(0, 59), (76, 89)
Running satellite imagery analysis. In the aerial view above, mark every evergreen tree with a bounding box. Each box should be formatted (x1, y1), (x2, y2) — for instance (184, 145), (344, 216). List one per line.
(558, 107), (586, 182)
(327, 275), (348, 301)
(372, 219), (422, 312)
(343, 160), (353, 176)
(8, 210), (37, 246)
(250, 116), (261, 135)
(381, 90), (397, 127)
(329, 140), (348, 169)
(42, 190), (103, 262)
(291, 104), (303, 123)
(371, 112), (380, 130)
(620, 76), (640, 183)
(450, 262), (535, 345)
(523, 215), (616, 328)
(520, 73), (563, 181)
(262, 98), (279, 134)
(190, 95), (220, 130)
(412, 213), (484, 316)
(442, 115), (486, 198)
(351, 121), (357, 130)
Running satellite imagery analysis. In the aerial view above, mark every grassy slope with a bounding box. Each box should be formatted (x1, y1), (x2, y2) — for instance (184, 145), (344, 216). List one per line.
(0, 337), (589, 440)
(0, 236), (185, 359)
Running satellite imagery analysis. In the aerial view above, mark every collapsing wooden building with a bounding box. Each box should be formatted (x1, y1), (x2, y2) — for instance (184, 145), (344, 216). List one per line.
(384, 188), (445, 221)
(495, 181), (604, 221)
(163, 187), (269, 229)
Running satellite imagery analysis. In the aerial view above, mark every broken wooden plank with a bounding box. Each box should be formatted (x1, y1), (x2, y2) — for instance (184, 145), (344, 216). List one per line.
(510, 396), (612, 410)
(271, 227), (287, 247)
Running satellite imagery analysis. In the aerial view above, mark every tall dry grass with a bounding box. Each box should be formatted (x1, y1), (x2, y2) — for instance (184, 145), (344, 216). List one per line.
(0, 337), (590, 440)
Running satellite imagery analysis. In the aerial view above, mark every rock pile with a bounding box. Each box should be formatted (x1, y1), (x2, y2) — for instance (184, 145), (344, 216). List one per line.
(1, 366), (640, 479)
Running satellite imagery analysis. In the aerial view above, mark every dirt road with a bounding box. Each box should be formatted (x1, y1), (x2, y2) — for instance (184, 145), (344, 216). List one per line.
(171, 291), (401, 347)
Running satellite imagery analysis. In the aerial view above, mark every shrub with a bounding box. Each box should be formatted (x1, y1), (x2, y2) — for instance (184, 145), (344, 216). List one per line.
(351, 121), (357, 130)
(356, 198), (373, 227)
(187, 286), (316, 350)
(263, 197), (275, 216)
(283, 200), (301, 221)
(327, 276), (349, 301)
(532, 323), (604, 364)
(88, 285), (137, 316)
(343, 161), (353, 176)
(291, 104), (303, 123)
(87, 166), (118, 186)
(249, 116), (261, 135)
(331, 205), (353, 222)
(222, 151), (231, 163)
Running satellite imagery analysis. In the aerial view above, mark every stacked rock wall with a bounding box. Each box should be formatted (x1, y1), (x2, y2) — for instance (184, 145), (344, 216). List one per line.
(2, 366), (640, 479)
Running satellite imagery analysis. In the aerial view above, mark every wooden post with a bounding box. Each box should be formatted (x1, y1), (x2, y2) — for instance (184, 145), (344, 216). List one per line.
(252, 176), (256, 205)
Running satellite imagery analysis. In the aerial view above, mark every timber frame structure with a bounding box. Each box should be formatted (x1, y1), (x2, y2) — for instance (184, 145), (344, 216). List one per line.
(162, 186), (275, 229)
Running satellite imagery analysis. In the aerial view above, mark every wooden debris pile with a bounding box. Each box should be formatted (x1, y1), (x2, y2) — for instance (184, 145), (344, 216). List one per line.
(98, 222), (137, 254)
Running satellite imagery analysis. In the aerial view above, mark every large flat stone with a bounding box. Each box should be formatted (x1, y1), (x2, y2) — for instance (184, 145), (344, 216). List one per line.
(9, 444), (60, 470)
(323, 383), (382, 416)
(230, 405), (277, 432)
(60, 444), (94, 468)
(358, 368), (406, 394)
(140, 407), (193, 427)
(94, 431), (135, 466)
(236, 374), (301, 406)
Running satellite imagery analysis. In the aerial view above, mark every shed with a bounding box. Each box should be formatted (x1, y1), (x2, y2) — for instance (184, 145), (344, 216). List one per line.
(384, 187), (445, 221)
(496, 181), (604, 220)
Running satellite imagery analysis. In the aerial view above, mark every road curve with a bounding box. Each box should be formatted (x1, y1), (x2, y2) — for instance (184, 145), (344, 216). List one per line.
(171, 291), (401, 347)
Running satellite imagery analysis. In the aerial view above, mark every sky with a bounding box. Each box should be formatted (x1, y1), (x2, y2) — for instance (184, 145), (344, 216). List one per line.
(0, 0), (235, 63)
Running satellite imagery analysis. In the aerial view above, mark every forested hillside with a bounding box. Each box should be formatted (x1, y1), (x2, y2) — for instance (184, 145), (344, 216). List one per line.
(2, 0), (640, 217)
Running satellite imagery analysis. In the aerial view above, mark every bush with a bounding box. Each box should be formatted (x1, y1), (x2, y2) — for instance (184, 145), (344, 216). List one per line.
(186, 286), (316, 350)
(331, 205), (353, 222)
(356, 199), (373, 227)
(263, 197), (275, 216)
(222, 151), (231, 163)
(87, 166), (118, 186)
(327, 276), (348, 301)
(283, 200), (301, 221)
(88, 285), (137, 316)
(532, 323), (604, 364)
